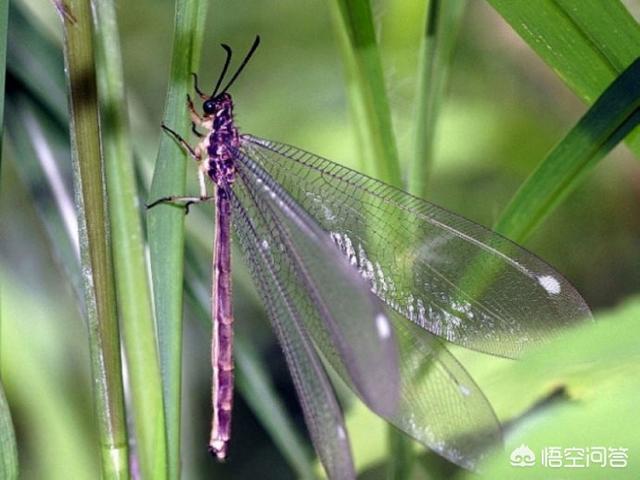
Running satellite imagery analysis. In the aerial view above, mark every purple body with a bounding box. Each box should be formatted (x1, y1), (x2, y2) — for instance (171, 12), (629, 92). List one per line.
(206, 93), (239, 459)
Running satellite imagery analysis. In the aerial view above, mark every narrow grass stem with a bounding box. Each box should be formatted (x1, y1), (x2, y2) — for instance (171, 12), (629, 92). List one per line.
(60, 0), (129, 477)
(409, 0), (466, 198)
(146, 0), (209, 476)
(92, 1), (168, 478)
(328, 0), (402, 188)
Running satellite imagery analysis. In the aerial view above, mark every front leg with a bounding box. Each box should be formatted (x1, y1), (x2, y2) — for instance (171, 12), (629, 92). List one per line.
(187, 94), (203, 124)
(162, 123), (202, 161)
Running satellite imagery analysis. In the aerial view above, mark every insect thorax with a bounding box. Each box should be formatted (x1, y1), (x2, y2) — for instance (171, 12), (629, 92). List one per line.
(206, 93), (239, 186)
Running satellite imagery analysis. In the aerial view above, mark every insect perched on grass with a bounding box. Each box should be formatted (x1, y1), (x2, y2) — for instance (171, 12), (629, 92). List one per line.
(148, 36), (592, 478)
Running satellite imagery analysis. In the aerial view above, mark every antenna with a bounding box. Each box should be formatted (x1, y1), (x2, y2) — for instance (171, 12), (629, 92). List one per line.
(211, 44), (233, 98)
(219, 35), (261, 95)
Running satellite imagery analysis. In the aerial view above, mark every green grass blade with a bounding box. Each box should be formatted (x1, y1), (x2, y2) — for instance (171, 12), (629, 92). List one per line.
(457, 57), (640, 301)
(495, 57), (640, 243)
(92, 1), (167, 478)
(0, 382), (18, 480)
(60, 1), (129, 477)
(327, 0), (402, 187)
(487, 0), (640, 156)
(409, 0), (466, 198)
(146, 0), (208, 476)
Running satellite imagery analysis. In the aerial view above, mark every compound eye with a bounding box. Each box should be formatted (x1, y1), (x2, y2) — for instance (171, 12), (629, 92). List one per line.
(203, 99), (216, 115)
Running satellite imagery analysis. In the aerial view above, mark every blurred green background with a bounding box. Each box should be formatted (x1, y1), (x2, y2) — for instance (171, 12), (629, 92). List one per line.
(2, 0), (640, 478)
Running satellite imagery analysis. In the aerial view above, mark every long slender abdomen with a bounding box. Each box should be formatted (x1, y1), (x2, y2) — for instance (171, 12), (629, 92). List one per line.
(209, 186), (234, 459)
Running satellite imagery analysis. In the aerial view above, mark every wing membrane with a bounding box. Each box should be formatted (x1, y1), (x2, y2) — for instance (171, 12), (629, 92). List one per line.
(240, 135), (592, 358)
(230, 185), (356, 479)
(233, 153), (502, 468)
(234, 154), (400, 416)
(387, 309), (500, 468)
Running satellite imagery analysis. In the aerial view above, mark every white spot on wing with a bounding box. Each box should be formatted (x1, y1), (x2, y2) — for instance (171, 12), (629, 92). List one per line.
(337, 425), (346, 440)
(376, 313), (391, 339)
(538, 275), (561, 295)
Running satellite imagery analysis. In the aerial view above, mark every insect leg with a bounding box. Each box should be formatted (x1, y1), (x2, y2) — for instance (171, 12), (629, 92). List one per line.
(162, 123), (201, 160)
(146, 195), (215, 214)
(187, 94), (203, 123)
(192, 122), (204, 138)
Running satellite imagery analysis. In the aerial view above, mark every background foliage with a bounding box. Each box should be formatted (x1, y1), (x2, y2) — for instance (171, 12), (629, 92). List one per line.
(1, 0), (640, 478)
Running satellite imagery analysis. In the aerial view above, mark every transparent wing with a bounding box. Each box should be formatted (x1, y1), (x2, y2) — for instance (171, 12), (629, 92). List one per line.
(229, 186), (356, 479)
(386, 309), (500, 469)
(240, 135), (593, 359)
(233, 155), (400, 416)
(233, 153), (502, 468)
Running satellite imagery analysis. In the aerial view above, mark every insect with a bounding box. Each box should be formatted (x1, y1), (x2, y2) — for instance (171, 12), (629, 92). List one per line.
(148, 36), (592, 478)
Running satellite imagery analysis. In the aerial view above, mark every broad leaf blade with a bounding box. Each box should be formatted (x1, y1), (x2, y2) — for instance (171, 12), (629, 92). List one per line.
(495, 57), (640, 243)
(487, 0), (640, 155)
(458, 297), (640, 478)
